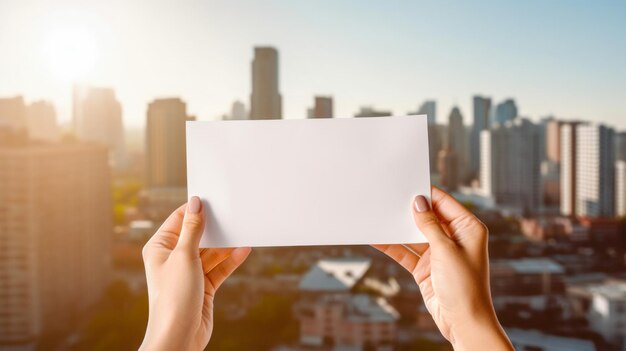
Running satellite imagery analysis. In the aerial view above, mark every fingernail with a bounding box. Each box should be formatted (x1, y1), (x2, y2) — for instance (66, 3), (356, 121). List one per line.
(414, 195), (430, 213)
(188, 196), (202, 214)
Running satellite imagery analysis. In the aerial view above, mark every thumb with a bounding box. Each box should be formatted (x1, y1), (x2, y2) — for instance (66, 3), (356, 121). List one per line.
(412, 195), (454, 250)
(176, 196), (205, 254)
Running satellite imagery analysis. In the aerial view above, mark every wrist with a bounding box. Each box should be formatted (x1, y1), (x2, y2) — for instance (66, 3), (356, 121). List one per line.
(450, 311), (513, 351)
(140, 318), (193, 351)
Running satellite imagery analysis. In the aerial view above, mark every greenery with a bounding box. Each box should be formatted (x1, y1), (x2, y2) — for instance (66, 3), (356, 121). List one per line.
(75, 280), (148, 351)
(73, 280), (298, 351)
(112, 178), (143, 225)
(207, 293), (298, 351)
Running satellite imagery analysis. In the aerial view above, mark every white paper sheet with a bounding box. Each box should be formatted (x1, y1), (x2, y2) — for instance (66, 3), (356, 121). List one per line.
(186, 116), (431, 248)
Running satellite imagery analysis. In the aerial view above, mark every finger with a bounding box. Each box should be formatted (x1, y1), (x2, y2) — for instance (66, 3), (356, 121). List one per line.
(199, 248), (234, 274)
(145, 204), (186, 247)
(432, 186), (485, 229)
(372, 244), (420, 273)
(412, 195), (454, 249)
(175, 196), (205, 254)
(403, 243), (429, 257)
(206, 247), (251, 293)
(156, 204), (187, 235)
(413, 249), (431, 284)
(431, 186), (488, 244)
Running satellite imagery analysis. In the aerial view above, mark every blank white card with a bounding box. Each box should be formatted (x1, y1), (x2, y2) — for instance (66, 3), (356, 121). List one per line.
(186, 116), (431, 248)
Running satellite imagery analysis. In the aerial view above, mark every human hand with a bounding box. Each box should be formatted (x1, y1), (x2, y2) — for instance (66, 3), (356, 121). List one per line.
(139, 196), (251, 351)
(373, 187), (512, 351)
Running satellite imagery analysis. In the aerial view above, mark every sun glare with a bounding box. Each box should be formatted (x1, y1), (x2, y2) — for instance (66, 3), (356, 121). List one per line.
(44, 27), (97, 82)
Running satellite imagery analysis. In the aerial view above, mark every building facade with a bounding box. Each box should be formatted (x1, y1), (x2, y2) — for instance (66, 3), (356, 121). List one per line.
(437, 147), (459, 191)
(73, 87), (127, 168)
(480, 119), (542, 211)
(308, 96), (333, 118)
(411, 100), (436, 125)
(250, 47), (282, 119)
(26, 101), (59, 142)
(469, 95), (491, 179)
(493, 98), (518, 126)
(616, 160), (625, 217)
(575, 124), (615, 217)
(447, 106), (467, 181)
(545, 119), (563, 163)
(146, 98), (191, 189)
(0, 143), (112, 348)
(0, 96), (27, 131)
(560, 123), (577, 216)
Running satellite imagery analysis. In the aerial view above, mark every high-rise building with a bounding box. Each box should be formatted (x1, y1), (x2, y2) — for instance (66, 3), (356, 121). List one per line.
(493, 99), (518, 126)
(447, 106), (467, 180)
(545, 119), (563, 163)
(541, 118), (561, 206)
(73, 87), (127, 168)
(438, 147), (459, 191)
(575, 124), (615, 217)
(250, 47), (281, 119)
(26, 100), (59, 141)
(146, 98), (192, 189)
(469, 95), (491, 179)
(353, 107), (392, 117)
(616, 132), (626, 162)
(0, 96), (27, 131)
(308, 96), (333, 118)
(480, 119), (542, 211)
(409, 100), (436, 125)
(226, 100), (247, 120)
(560, 122), (583, 216)
(0, 142), (111, 347)
(617, 160), (626, 217)
(541, 160), (560, 206)
(409, 101), (438, 174)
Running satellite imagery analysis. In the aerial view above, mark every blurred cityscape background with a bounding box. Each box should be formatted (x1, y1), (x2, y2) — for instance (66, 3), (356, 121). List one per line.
(1, 1), (626, 351)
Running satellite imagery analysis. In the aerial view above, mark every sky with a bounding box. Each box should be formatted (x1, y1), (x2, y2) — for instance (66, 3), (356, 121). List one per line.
(1, 0), (625, 129)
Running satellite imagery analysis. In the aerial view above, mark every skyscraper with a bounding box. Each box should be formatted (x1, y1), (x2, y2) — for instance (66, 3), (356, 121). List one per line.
(354, 106), (391, 117)
(447, 106), (467, 180)
(493, 99), (518, 126)
(0, 96), (26, 131)
(26, 100), (59, 141)
(560, 122), (582, 216)
(409, 100), (436, 125)
(250, 47), (282, 119)
(438, 147), (459, 191)
(409, 101), (438, 174)
(616, 132), (626, 162)
(0, 142), (111, 347)
(73, 87), (127, 168)
(545, 119), (563, 163)
(227, 100), (247, 120)
(617, 160), (626, 217)
(575, 124), (615, 217)
(146, 98), (191, 189)
(480, 119), (542, 211)
(308, 96), (333, 118)
(469, 95), (491, 179)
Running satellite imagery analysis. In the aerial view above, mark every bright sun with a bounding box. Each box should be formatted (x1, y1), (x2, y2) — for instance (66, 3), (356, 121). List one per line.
(44, 26), (97, 82)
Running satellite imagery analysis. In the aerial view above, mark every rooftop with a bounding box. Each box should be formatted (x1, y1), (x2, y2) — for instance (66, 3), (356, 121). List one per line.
(507, 328), (595, 351)
(346, 294), (399, 322)
(299, 257), (371, 292)
(587, 280), (626, 301)
(493, 258), (565, 274)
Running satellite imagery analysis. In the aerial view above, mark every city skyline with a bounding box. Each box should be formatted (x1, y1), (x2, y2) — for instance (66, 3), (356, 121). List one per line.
(1, 0), (625, 128)
(3, 2), (626, 350)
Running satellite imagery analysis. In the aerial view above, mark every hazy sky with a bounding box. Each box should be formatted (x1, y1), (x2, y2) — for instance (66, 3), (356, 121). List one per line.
(1, 0), (625, 129)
